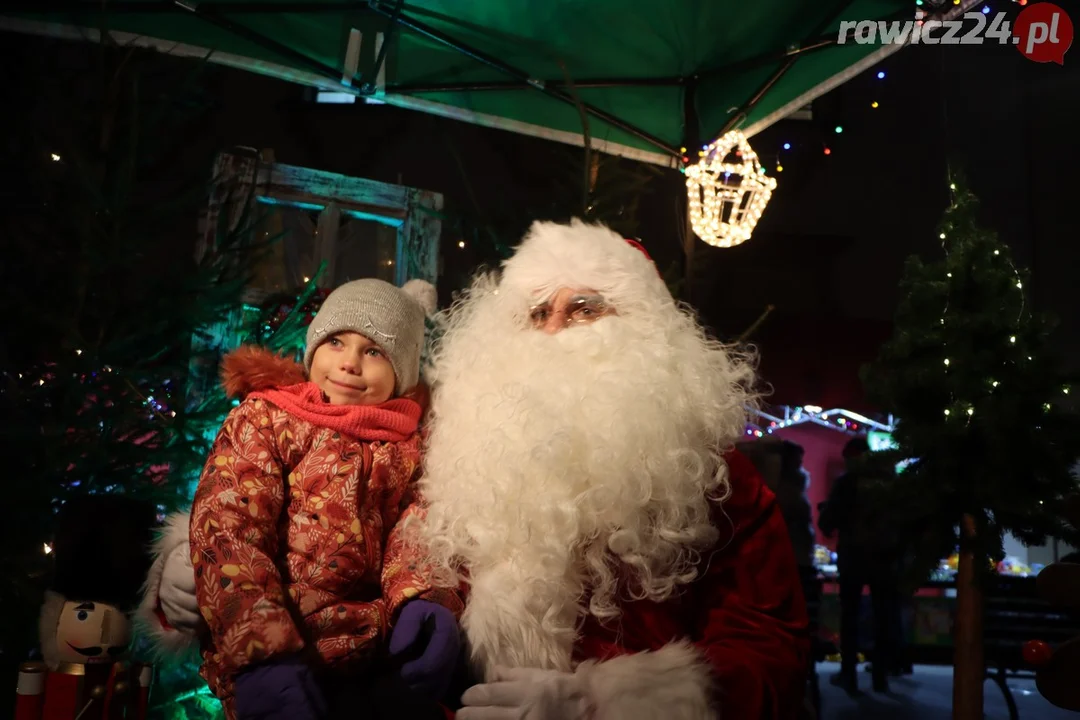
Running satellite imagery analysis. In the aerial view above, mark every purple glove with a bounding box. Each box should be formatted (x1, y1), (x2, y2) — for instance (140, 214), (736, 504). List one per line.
(388, 599), (461, 700)
(234, 658), (326, 720)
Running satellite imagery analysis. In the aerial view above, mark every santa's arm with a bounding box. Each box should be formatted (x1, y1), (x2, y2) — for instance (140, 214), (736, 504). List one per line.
(690, 450), (810, 718)
(575, 450), (809, 720)
(134, 510), (202, 659)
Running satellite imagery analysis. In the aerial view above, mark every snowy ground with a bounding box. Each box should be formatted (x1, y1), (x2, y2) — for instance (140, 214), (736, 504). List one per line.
(816, 662), (1076, 720)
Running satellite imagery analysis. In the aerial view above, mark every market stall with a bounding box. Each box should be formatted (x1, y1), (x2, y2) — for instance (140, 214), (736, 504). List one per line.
(742, 404), (1067, 669)
(812, 546), (1047, 661)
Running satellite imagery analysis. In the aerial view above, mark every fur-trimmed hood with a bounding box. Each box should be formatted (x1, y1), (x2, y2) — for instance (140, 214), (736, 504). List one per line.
(220, 346), (307, 400)
(220, 345), (431, 410)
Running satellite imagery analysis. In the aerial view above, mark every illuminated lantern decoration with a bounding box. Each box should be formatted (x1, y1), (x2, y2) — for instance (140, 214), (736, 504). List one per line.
(684, 130), (776, 248)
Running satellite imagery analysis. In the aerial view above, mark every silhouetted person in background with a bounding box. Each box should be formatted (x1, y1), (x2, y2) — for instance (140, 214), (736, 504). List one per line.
(774, 442), (823, 720)
(819, 437), (899, 694)
(776, 442), (816, 572)
(738, 437), (821, 718)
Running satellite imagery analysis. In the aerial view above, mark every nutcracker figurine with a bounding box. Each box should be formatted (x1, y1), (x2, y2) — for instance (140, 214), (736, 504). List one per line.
(16, 495), (158, 720)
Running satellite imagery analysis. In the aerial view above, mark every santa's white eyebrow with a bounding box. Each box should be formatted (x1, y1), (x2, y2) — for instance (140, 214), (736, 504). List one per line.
(567, 294), (606, 304)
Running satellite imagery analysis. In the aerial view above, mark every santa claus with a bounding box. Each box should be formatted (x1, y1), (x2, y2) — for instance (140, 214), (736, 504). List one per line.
(140, 220), (809, 719)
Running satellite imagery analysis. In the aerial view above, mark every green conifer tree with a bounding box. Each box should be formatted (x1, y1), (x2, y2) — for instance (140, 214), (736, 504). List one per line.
(862, 174), (1080, 719)
(0, 37), (318, 719)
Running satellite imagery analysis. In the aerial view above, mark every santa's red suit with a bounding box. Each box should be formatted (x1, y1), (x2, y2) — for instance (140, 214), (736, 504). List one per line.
(137, 220), (809, 720)
(571, 448), (809, 718)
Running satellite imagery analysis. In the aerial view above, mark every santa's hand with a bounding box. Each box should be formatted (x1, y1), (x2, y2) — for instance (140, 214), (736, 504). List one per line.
(388, 600), (461, 700)
(457, 666), (590, 720)
(160, 543), (201, 631)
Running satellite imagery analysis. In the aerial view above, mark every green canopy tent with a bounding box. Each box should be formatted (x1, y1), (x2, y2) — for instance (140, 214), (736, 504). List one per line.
(4, 0), (985, 255)
(2, 0), (980, 168)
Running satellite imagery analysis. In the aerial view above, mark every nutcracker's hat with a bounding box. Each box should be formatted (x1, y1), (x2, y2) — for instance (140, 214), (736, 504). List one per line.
(50, 494), (158, 610)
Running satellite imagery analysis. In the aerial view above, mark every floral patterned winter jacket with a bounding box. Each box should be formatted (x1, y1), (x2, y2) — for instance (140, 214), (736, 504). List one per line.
(189, 348), (462, 718)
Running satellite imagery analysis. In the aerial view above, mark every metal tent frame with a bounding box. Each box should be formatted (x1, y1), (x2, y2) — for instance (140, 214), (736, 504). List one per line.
(2, 0), (982, 167)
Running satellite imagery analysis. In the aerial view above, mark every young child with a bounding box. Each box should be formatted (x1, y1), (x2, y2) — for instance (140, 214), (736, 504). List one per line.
(189, 278), (462, 720)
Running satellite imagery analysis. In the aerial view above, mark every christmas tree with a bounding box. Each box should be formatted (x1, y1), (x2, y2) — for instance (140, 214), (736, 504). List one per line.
(0, 37), (322, 719)
(862, 174), (1080, 719)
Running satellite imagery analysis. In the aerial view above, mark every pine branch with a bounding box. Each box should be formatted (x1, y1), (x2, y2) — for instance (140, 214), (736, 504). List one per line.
(736, 305), (776, 344)
(0, 41), (270, 694)
(556, 59), (592, 217)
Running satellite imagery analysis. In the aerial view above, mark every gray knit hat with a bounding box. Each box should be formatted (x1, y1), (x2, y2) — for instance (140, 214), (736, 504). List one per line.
(305, 278), (437, 394)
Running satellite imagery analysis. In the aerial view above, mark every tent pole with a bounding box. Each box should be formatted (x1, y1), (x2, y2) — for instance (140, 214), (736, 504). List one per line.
(708, 36), (840, 76)
(366, 1), (681, 158)
(711, 1), (968, 140)
(699, 7), (909, 81)
(389, 77), (686, 93)
(716, 56), (799, 137)
(681, 74), (700, 302)
(363, 0), (403, 94)
(709, 0), (858, 139)
(682, 200), (696, 305)
(172, 0), (354, 86)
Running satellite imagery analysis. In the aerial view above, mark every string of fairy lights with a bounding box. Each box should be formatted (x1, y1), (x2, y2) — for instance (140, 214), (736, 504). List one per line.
(739, 175), (1071, 446)
(737, 0), (1035, 177)
(745, 405), (895, 438)
(1, 360), (180, 421)
(937, 176), (1071, 427)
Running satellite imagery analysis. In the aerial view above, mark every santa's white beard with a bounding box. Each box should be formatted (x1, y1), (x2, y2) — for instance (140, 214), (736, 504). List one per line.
(411, 277), (754, 678)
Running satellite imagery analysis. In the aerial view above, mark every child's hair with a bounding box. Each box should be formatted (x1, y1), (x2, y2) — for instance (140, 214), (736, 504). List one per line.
(305, 278), (437, 394)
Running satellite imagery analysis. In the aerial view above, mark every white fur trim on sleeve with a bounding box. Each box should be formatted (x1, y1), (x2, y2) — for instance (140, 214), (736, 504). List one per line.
(575, 641), (715, 720)
(133, 511), (200, 661)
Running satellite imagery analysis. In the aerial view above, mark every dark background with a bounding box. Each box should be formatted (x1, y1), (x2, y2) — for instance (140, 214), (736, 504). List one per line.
(4, 10), (1078, 412)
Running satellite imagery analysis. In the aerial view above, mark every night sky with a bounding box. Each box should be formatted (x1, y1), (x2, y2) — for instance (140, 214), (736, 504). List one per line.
(5, 12), (1079, 412)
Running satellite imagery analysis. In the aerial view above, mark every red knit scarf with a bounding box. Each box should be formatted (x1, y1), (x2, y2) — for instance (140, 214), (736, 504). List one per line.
(250, 382), (422, 442)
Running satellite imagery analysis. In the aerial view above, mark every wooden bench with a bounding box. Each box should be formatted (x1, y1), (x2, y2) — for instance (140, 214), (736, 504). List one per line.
(900, 576), (1080, 720)
(982, 575), (1080, 719)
